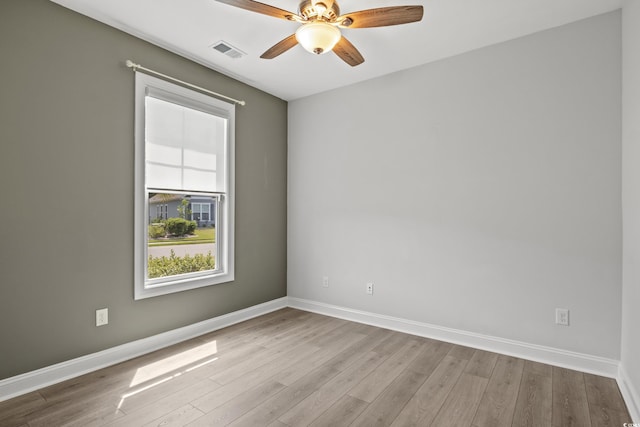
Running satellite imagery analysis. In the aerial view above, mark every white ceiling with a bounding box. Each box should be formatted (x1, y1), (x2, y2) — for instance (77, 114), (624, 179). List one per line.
(50, 0), (621, 101)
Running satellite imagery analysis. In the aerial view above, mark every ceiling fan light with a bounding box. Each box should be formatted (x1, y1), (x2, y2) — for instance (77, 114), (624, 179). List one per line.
(295, 21), (341, 55)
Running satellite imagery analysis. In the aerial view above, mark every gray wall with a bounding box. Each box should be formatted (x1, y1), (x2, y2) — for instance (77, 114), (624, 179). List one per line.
(622, 0), (640, 420)
(288, 11), (622, 359)
(0, 0), (287, 380)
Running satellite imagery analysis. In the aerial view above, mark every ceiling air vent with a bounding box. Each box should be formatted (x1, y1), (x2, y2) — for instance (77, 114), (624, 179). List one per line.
(211, 41), (246, 59)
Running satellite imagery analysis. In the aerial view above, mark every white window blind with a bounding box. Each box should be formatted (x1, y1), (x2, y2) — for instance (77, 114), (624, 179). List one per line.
(145, 95), (228, 193)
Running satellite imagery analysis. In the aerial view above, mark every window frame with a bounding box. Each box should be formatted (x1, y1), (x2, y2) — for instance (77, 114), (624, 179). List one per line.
(134, 73), (235, 300)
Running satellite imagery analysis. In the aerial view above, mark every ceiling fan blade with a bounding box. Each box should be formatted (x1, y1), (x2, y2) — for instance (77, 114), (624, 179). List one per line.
(333, 36), (364, 67)
(261, 34), (299, 59)
(337, 5), (423, 28)
(215, 0), (301, 21)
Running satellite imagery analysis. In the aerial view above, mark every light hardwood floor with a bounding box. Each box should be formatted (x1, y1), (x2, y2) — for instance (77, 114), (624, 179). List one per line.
(0, 308), (631, 426)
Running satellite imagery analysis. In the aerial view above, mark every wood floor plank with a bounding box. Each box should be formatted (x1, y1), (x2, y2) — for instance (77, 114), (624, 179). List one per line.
(464, 349), (499, 378)
(106, 379), (220, 426)
(471, 354), (524, 427)
(114, 357), (223, 414)
(350, 369), (429, 426)
(310, 318), (360, 344)
(37, 328), (257, 414)
(191, 343), (320, 414)
(406, 339), (453, 375)
(552, 366), (592, 427)
(194, 313), (342, 395)
(348, 338), (426, 402)
(278, 351), (388, 426)
(584, 373), (632, 426)
(447, 344), (476, 360)
(239, 311), (317, 346)
(391, 355), (468, 427)
(257, 312), (337, 349)
(227, 364), (340, 426)
(208, 338), (316, 386)
(106, 336), (232, 414)
(141, 403), (204, 427)
(186, 380), (285, 426)
(429, 373), (489, 427)
(309, 395), (369, 427)
(320, 326), (394, 372)
(36, 358), (141, 405)
(522, 359), (552, 376)
(27, 396), (124, 427)
(216, 309), (310, 344)
(371, 331), (412, 356)
(64, 408), (126, 427)
(270, 330), (367, 386)
(185, 310), (312, 362)
(230, 308), (312, 343)
(28, 364), (135, 424)
(0, 391), (49, 426)
(511, 361), (553, 427)
(209, 316), (346, 385)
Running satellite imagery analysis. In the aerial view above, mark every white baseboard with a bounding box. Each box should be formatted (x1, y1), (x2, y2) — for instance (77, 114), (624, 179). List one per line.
(287, 297), (620, 379)
(0, 297), (288, 403)
(619, 364), (640, 422)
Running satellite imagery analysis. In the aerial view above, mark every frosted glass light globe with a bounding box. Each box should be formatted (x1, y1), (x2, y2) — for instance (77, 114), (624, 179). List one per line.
(295, 21), (341, 55)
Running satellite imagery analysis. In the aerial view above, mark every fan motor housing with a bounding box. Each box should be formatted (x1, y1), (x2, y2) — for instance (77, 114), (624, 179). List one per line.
(298, 0), (340, 21)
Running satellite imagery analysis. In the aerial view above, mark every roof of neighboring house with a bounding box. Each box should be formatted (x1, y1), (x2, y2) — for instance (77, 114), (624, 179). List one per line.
(148, 193), (183, 204)
(149, 194), (217, 204)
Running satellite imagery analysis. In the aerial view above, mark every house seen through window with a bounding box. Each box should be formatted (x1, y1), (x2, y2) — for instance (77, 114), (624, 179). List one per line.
(147, 193), (218, 279)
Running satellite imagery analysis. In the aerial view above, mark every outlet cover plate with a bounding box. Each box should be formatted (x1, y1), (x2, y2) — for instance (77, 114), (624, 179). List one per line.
(555, 308), (569, 326)
(96, 308), (109, 326)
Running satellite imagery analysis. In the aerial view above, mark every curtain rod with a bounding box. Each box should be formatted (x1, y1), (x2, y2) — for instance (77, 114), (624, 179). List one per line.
(125, 60), (246, 106)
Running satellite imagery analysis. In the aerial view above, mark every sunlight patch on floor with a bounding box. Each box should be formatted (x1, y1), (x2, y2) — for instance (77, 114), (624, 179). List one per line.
(129, 340), (218, 387)
(116, 340), (220, 411)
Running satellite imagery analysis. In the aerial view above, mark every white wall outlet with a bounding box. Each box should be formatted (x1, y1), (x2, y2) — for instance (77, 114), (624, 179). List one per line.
(96, 308), (109, 327)
(555, 308), (569, 326)
(322, 276), (329, 288)
(366, 283), (374, 295)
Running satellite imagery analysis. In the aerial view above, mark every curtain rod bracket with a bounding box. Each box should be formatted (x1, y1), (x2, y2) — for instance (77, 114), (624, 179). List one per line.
(125, 59), (140, 71)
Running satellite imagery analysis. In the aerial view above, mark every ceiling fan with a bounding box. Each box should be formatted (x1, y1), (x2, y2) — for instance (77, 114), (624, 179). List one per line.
(215, 0), (424, 66)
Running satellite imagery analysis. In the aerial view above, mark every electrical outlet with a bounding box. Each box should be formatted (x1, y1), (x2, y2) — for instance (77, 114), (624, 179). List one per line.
(366, 283), (374, 295)
(555, 308), (569, 326)
(96, 308), (109, 327)
(322, 276), (329, 288)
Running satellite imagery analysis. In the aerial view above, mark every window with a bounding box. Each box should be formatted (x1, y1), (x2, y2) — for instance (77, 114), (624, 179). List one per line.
(154, 204), (168, 221)
(134, 73), (234, 299)
(191, 202), (212, 223)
